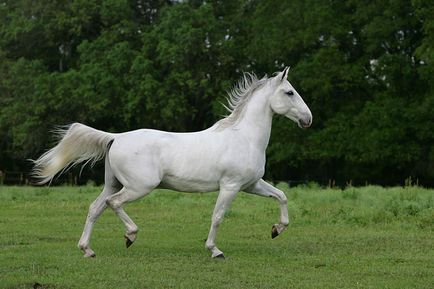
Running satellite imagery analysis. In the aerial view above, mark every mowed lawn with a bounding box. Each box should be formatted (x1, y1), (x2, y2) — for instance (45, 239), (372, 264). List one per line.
(0, 184), (433, 289)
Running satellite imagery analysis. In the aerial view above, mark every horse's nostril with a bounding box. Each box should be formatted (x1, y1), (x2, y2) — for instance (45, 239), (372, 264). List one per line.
(299, 118), (312, 128)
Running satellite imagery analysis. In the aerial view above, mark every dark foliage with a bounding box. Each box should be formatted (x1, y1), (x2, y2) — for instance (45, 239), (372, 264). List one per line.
(1, 0), (433, 186)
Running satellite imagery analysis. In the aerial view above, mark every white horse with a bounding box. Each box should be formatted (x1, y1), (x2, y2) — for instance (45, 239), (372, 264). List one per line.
(33, 67), (312, 258)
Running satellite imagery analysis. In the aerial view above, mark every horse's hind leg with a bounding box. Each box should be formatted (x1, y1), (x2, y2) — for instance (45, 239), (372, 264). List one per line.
(78, 159), (121, 257)
(77, 186), (114, 257)
(106, 184), (157, 248)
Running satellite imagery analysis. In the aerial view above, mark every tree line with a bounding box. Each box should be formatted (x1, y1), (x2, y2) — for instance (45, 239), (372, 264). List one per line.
(1, 0), (434, 186)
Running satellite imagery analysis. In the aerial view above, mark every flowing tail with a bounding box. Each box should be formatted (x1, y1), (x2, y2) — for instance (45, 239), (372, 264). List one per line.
(32, 123), (115, 184)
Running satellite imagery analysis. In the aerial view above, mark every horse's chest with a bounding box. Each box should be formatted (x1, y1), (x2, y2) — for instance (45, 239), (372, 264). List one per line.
(226, 151), (265, 181)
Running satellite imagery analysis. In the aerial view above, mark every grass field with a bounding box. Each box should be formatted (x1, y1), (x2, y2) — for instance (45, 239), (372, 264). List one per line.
(0, 184), (433, 289)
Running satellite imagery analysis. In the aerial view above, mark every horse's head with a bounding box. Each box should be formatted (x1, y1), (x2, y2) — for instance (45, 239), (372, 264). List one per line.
(269, 67), (312, 128)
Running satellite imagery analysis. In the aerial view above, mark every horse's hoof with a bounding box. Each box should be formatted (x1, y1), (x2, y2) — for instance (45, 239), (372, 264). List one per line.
(271, 225), (279, 239)
(214, 253), (225, 259)
(125, 236), (134, 248)
(84, 252), (96, 258)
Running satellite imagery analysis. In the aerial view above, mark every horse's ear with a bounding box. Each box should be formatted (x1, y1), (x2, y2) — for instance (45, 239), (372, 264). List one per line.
(280, 66), (290, 81)
(275, 66), (290, 83)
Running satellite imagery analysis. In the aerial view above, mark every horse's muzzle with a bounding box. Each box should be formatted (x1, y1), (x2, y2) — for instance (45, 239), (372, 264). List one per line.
(298, 116), (312, 128)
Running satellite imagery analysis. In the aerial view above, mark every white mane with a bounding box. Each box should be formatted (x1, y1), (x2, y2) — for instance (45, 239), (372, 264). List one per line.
(218, 72), (268, 128)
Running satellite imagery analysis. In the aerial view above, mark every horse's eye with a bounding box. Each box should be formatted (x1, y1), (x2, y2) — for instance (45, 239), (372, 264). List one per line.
(285, 91), (294, 96)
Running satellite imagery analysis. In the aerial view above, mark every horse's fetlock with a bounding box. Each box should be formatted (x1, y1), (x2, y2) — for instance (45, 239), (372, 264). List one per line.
(126, 227), (138, 236)
(205, 241), (215, 250)
(77, 242), (87, 250)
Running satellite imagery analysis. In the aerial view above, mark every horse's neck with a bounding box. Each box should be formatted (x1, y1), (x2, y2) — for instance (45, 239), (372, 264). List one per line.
(236, 93), (273, 151)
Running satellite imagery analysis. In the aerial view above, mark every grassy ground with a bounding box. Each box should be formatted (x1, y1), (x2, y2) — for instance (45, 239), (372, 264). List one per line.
(0, 184), (433, 289)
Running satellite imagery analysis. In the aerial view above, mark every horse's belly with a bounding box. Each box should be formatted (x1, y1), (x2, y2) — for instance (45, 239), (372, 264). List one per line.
(159, 175), (219, 192)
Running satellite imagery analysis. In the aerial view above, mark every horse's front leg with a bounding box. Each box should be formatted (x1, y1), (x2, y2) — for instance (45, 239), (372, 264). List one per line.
(205, 185), (239, 259)
(245, 179), (289, 238)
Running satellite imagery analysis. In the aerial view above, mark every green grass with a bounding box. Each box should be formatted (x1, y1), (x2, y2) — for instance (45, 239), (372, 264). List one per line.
(0, 184), (433, 289)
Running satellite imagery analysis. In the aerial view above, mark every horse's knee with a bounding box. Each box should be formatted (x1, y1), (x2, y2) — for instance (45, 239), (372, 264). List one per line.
(276, 190), (287, 204)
